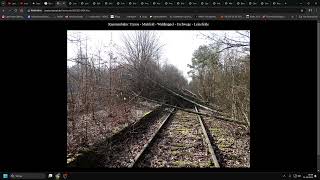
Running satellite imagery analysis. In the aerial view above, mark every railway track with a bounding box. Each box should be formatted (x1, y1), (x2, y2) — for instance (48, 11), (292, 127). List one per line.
(68, 105), (172, 168)
(133, 106), (221, 168)
(69, 105), (223, 168)
(98, 107), (175, 167)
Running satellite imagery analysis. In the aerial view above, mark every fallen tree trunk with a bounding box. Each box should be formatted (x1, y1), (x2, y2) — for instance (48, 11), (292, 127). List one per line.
(137, 95), (210, 117)
(181, 89), (224, 113)
(129, 76), (248, 127)
(182, 88), (199, 98)
(210, 114), (248, 126)
(134, 92), (248, 126)
(150, 78), (229, 117)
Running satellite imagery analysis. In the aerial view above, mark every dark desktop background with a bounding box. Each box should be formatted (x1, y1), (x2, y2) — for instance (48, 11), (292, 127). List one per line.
(0, 20), (317, 173)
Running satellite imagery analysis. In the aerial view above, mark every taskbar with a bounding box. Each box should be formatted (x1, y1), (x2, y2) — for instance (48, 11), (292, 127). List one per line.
(0, 171), (318, 180)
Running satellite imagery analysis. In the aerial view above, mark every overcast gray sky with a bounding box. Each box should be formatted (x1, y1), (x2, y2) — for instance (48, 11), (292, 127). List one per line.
(67, 30), (249, 82)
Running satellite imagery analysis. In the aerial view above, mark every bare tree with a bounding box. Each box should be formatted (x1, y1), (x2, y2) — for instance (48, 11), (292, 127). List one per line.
(189, 31), (250, 127)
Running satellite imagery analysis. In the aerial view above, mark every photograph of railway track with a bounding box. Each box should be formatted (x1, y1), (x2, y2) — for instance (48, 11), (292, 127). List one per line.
(67, 30), (250, 168)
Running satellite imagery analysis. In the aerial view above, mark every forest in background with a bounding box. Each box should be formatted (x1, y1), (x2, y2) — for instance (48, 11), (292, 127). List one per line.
(67, 30), (250, 158)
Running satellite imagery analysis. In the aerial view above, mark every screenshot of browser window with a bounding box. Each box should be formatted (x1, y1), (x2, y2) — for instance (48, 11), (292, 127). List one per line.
(0, 0), (319, 180)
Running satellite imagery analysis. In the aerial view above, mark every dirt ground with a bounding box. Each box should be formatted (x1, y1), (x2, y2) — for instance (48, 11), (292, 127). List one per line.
(67, 100), (159, 161)
(137, 110), (214, 168)
(201, 110), (250, 168)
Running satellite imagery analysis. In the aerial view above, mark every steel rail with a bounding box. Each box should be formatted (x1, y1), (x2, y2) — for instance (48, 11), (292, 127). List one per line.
(130, 108), (175, 167)
(195, 106), (220, 168)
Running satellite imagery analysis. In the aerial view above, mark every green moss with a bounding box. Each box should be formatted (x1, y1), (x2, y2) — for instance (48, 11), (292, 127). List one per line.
(208, 160), (216, 167)
(171, 143), (185, 150)
(143, 111), (151, 116)
(173, 160), (188, 167)
(219, 137), (234, 148)
(176, 128), (189, 135)
(210, 128), (221, 135)
(170, 150), (178, 155)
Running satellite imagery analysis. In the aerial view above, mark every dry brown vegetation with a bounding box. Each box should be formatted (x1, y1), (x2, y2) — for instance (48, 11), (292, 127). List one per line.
(67, 30), (250, 167)
(67, 31), (187, 157)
